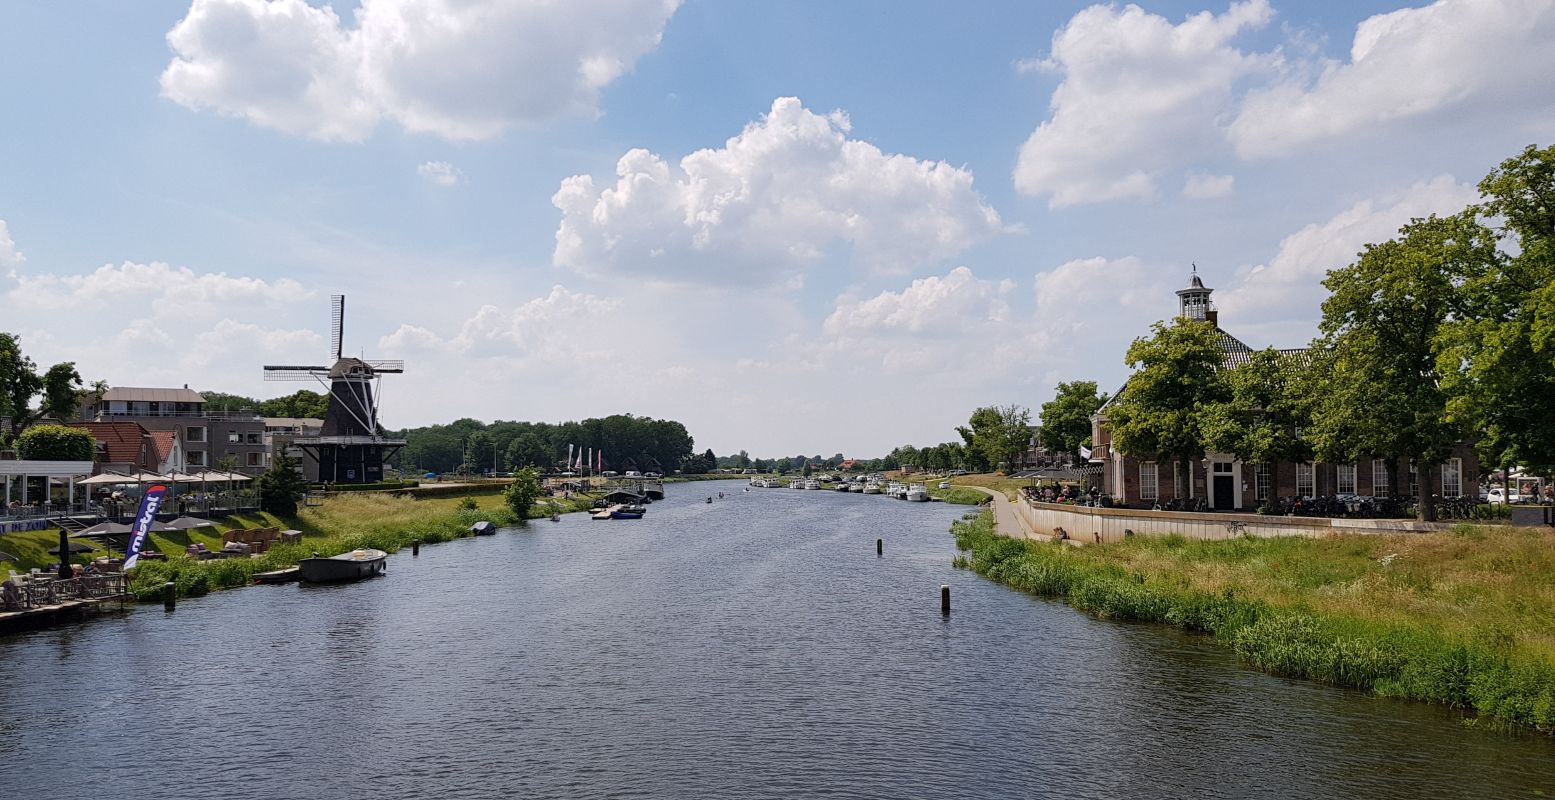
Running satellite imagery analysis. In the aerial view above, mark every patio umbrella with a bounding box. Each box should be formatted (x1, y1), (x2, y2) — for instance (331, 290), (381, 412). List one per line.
(73, 521), (133, 537)
(165, 516), (216, 530)
(78, 473), (133, 486)
(49, 540), (95, 555)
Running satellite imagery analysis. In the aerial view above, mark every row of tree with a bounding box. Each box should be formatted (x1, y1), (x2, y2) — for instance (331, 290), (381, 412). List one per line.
(199, 389), (331, 419)
(1105, 145), (1555, 520)
(388, 414), (696, 476)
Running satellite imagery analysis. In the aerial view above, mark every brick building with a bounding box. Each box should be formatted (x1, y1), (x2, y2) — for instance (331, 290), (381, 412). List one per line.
(79, 387), (268, 474)
(1091, 272), (1480, 510)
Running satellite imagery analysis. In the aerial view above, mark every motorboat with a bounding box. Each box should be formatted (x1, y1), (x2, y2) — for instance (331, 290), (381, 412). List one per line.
(298, 548), (388, 583)
(834, 482), (851, 492)
(906, 484), (929, 502)
(790, 480), (806, 489)
(849, 483), (864, 493)
(611, 504), (646, 519)
(804, 479), (821, 490)
(470, 521), (497, 536)
(863, 482), (882, 495)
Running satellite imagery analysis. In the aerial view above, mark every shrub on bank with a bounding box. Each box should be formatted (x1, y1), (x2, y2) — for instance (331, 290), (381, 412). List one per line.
(949, 510), (1555, 731)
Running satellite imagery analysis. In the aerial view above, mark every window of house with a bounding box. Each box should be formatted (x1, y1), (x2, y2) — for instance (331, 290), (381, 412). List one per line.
(247, 452), (261, 467)
(228, 431), (240, 443)
(1442, 458), (1462, 497)
(1139, 462), (1159, 501)
(246, 432), (262, 444)
(1336, 464), (1357, 495)
(1409, 464), (1418, 497)
(1296, 463), (1314, 497)
(1372, 460), (1390, 497)
(186, 426), (205, 443)
(187, 451), (206, 467)
(1213, 462), (1233, 473)
(1254, 463), (1271, 502)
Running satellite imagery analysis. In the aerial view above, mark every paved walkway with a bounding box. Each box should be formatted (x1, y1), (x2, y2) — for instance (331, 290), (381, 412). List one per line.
(966, 486), (1046, 541)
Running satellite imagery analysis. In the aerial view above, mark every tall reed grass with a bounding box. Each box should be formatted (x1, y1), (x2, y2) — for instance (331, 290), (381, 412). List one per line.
(950, 511), (1555, 731)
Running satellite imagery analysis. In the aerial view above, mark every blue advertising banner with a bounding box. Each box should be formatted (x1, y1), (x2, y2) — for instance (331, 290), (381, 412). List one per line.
(122, 484), (168, 570)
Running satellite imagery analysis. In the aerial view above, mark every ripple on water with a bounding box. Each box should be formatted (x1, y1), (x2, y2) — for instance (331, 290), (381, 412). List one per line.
(0, 485), (1551, 800)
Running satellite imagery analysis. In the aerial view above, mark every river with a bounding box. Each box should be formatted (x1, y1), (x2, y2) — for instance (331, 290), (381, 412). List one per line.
(1, 482), (1550, 799)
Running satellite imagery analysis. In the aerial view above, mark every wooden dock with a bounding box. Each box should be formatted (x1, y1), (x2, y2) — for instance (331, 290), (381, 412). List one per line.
(0, 575), (133, 635)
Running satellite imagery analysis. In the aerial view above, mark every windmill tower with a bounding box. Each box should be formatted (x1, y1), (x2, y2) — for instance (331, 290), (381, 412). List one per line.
(263, 295), (406, 483)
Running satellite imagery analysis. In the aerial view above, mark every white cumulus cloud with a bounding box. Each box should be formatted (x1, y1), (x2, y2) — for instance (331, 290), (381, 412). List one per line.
(1014, 0), (1277, 207)
(417, 160), (464, 186)
(9, 260), (310, 316)
(161, 0), (681, 142)
(1218, 174), (1480, 327)
(1230, 0), (1555, 158)
(553, 97), (1006, 283)
(824, 267), (1011, 337)
(0, 220), (25, 272)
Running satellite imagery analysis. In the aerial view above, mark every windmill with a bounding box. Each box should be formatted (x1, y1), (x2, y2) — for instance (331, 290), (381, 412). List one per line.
(263, 295), (406, 484)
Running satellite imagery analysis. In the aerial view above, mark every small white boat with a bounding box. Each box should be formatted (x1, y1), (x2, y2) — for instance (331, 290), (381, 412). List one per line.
(863, 482), (882, 495)
(849, 483), (864, 493)
(834, 482), (851, 492)
(804, 479), (821, 490)
(906, 483), (929, 502)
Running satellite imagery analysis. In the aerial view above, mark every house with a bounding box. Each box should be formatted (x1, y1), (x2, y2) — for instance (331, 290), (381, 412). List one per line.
(79, 386), (268, 474)
(66, 421), (160, 474)
(1091, 272), (1480, 510)
(264, 417), (324, 481)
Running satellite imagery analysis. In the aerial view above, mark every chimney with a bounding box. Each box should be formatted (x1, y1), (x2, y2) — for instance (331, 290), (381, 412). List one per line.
(1205, 307), (1218, 327)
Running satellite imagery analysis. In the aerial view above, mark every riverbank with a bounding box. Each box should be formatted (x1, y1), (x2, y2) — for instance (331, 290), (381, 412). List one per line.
(950, 510), (1555, 732)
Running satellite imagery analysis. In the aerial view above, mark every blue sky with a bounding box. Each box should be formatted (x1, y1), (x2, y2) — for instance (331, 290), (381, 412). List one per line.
(2, 0), (1552, 457)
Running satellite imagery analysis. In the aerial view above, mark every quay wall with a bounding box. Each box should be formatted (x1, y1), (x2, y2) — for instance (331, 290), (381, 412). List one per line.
(1020, 499), (1462, 543)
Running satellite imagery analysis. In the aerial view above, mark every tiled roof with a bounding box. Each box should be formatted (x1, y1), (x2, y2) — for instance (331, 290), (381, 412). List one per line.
(101, 387), (205, 403)
(67, 422), (154, 468)
(148, 430), (177, 464)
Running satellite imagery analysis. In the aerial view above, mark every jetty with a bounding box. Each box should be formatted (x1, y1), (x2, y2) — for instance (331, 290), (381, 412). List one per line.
(0, 574), (132, 635)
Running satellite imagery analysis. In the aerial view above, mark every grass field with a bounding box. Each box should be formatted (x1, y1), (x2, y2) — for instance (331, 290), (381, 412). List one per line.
(950, 510), (1555, 730)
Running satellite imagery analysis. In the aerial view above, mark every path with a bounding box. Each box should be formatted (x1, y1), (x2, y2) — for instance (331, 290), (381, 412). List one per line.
(966, 486), (1048, 541)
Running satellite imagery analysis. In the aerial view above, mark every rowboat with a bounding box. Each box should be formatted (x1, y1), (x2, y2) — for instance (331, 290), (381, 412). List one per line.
(298, 548), (388, 583)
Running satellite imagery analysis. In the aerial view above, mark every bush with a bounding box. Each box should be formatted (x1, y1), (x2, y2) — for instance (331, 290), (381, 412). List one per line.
(17, 424), (95, 461)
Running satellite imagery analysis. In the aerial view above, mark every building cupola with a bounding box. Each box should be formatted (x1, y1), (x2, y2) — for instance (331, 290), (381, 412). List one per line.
(1176, 264), (1218, 326)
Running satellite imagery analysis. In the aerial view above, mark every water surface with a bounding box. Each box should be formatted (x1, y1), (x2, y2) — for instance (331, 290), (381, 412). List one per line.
(1, 483), (1550, 799)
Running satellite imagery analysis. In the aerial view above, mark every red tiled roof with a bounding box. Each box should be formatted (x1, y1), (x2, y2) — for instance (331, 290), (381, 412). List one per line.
(67, 422), (155, 469)
(148, 430), (177, 465)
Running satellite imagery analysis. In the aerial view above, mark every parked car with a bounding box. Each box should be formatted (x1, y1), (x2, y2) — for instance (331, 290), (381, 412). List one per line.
(1487, 488), (1523, 504)
(939, 481), (951, 489)
(644, 471), (661, 478)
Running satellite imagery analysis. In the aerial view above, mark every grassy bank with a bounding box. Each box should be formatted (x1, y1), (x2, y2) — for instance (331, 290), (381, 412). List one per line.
(1, 486), (608, 601)
(950, 510), (1555, 731)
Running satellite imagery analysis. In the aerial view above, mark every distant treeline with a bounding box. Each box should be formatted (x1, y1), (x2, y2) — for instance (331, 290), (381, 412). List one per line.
(386, 414), (696, 475)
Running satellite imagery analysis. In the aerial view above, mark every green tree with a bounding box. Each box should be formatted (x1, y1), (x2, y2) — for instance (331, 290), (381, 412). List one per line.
(503, 467), (542, 518)
(956, 407), (1002, 472)
(1038, 381), (1109, 461)
(1439, 145), (1555, 477)
(1106, 319), (1229, 499)
(199, 391), (261, 412)
(258, 452), (309, 516)
(257, 389), (330, 419)
(0, 334), (84, 443)
(16, 424), (95, 461)
(1311, 213), (1490, 520)
(1199, 348), (1314, 507)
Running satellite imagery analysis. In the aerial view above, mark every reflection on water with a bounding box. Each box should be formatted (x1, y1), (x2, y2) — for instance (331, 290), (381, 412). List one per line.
(1, 483), (1550, 799)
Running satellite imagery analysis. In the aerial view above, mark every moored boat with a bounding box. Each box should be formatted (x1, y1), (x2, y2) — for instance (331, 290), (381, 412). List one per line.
(906, 483), (929, 502)
(298, 548), (388, 583)
(470, 521), (497, 535)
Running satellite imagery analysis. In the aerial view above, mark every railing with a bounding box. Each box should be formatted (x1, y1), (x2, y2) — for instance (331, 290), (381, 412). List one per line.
(91, 408), (263, 421)
(1, 574), (128, 612)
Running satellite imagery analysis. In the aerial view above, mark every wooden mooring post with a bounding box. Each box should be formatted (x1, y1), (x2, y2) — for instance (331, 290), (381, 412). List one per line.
(941, 584), (950, 615)
(876, 538), (883, 556)
(163, 581), (176, 612)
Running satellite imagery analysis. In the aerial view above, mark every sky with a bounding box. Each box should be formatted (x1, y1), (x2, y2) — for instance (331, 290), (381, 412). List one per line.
(1, 0), (1553, 459)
